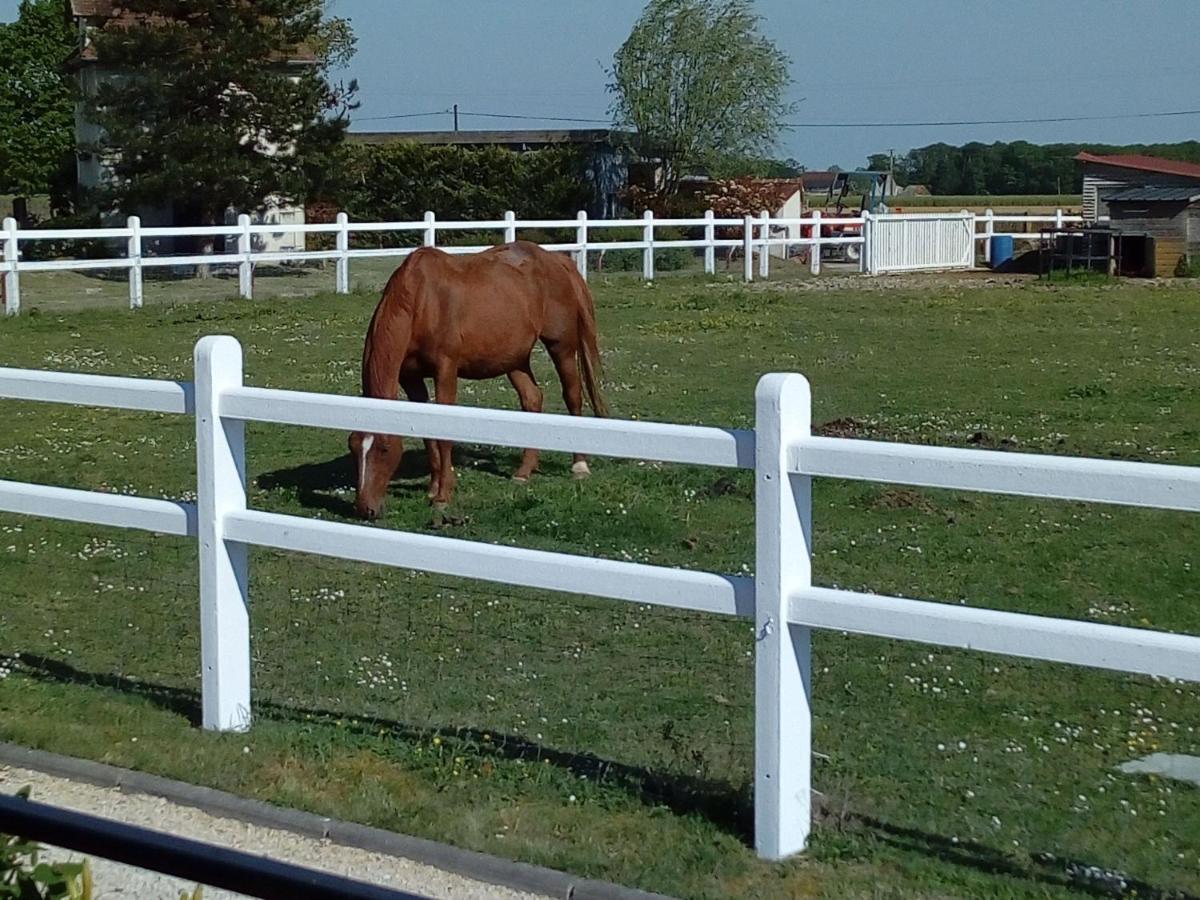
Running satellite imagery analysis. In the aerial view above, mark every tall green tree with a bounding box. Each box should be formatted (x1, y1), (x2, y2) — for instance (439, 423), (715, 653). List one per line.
(85, 0), (357, 234)
(608, 0), (793, 195)
(0, 0), (76, 217)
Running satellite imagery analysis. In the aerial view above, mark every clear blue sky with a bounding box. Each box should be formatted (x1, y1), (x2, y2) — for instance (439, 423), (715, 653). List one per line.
(6, 0), (1200, 169)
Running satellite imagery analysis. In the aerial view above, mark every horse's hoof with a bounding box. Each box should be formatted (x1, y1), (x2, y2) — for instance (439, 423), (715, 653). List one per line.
(571, 461), (591, 480)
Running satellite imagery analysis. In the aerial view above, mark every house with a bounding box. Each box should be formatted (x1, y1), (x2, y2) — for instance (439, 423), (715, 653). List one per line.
(67, 0), (309, 254)
(1076, 152), (1200, 221)
(348, 129), (636, 219)
(748, 179), (805, 259)
(1102, 186), (1200, 276)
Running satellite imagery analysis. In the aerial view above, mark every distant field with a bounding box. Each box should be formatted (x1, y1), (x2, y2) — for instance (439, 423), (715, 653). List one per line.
(888, 194), (1082, 211)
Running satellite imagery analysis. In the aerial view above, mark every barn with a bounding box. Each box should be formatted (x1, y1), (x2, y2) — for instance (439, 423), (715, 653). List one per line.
(1077, 152), (1200, 221)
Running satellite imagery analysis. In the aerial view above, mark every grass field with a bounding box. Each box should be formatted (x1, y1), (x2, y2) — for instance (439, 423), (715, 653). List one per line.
(887, 195), (1083, 213)
(1, 273), (1199, 899)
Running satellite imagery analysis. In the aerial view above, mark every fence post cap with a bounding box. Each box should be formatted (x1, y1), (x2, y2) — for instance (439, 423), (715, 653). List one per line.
(336, 211), (349, 223)
(754, 372), (811, 406)
(194, 334), (244, 367)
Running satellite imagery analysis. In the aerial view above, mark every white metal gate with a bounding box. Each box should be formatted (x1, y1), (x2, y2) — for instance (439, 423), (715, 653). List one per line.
(866, 212), (974, 274)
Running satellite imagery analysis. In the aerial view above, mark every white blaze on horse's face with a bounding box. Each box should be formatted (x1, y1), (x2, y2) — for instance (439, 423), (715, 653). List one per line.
(358, 435), (375, 493)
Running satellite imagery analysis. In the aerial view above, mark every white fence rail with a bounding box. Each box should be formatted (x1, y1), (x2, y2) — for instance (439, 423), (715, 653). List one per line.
(3, 337), (1197, 861)
(2, 208), (1104, 316)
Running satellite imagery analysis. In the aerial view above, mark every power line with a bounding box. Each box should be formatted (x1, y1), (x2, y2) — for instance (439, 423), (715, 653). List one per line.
(353, 109), (612, 125)
(780, 108), (1200, 128)
(354, 109), (452, 122)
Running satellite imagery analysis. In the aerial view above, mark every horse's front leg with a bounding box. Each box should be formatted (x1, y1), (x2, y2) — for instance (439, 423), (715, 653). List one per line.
(431, 365), (459, 509)
(401, 376), (440, 500)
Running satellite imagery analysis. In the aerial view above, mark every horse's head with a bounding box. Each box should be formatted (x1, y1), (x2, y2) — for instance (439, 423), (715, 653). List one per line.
(349, 430), (404, 520)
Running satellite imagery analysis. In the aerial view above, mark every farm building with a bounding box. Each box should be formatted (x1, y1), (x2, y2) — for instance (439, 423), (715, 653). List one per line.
(348, 129), (636, 219)
(67, 0), (309, 254)
(1102, 187), (1200, 276)
(1077, 152), (1200, 221)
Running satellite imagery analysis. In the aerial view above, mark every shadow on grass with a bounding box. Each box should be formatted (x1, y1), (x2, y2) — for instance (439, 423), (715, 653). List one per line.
(6, 661), (1196, 900)
(254, 447), (526, 517)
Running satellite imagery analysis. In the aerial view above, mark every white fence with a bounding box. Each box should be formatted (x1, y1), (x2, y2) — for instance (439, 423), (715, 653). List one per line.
(4, 336), (1197, 860)
(2, 208), (1100, 316)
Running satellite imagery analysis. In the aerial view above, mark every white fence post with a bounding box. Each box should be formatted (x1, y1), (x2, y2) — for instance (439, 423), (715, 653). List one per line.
(424, 211), (437, 247)
(504, 210), (516, 244)
(983, 207), (994, 266)
(1055, 207), (1064, 231)
(743, 215), (754, 282)
(759, 210), (770, 279)
(237, 213), (253, 300)
(335, 212), (350, 294)
(642, 210), (654, 281)
(860, 211), (872, 274)
(809, 211), (822, 276)
(755, 372), (814, 860)
(704, 209), (716, 275)
(4, 216), (20, 316)
(127, 215), (143, 310)
(576, 210), (588, 281)
(194, 335), (251, 733)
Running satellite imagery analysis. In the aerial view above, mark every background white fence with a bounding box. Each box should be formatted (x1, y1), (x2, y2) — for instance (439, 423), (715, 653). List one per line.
(5, 336), (1195, 860)
(1, 208), (1098, 316)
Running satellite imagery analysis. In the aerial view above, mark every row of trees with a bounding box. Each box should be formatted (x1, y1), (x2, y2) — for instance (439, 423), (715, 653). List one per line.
(867, 141), (1200, 196)
(0, 0), (796, 229)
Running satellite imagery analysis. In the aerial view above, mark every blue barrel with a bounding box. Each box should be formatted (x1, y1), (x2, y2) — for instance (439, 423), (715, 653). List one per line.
(990, 234), (1014, 268)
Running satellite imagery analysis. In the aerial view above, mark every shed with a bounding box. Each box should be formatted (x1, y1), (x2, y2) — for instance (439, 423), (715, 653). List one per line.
(1076, 152), (1200, 221)
(1102, 186), (1200, 276)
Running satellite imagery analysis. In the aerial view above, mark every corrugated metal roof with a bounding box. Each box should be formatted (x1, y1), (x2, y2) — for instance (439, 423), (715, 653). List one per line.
(1103, 186), (1200, 203)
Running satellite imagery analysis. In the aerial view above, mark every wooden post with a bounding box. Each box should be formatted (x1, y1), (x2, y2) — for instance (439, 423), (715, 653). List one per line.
(642, 210), (654, 281)
(743, 215), (754, 282)
(504, 210), (517, 244)
(810, 211), (821, 276)
(237, 214), (252, 300)
(983, 208), (994, 266)
(755, 373), (814, 859)
(424, 211), (436, 247)
(3, 217), (18, 316)
(576, 210), (588, 281)
(335, 212), (350, 294)
(127, 216), (143, 309)
(759, 209), (770, 279)
(194, 336), (251, 732)
(704, 209), (716, 275)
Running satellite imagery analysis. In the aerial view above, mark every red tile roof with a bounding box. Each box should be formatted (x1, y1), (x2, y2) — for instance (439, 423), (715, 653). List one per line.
(1075, 152), (1200, 180)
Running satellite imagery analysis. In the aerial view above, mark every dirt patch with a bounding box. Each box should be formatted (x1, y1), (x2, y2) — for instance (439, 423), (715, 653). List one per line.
(965, 430), (1020, 450)
(815, 417), (885, 439)
(872, 488), (938, 513)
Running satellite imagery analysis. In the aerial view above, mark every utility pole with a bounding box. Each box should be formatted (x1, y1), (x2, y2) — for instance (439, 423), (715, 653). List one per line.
(453, 104), (459, 132)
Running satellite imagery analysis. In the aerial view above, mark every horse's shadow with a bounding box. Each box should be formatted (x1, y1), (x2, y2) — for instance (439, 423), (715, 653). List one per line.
(255, 445), (518, 517)
(8, 651), (1196, 900)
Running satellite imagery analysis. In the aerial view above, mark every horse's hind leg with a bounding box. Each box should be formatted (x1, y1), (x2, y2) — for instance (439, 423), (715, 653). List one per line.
(508, 364), (543, 482)
(401, 376), (439, 500)
(431, 365), (459, 508)
(545, 341), (590, 479)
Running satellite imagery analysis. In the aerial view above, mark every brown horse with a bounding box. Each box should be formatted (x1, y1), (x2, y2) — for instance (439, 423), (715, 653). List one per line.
(349, 241), (608, 519)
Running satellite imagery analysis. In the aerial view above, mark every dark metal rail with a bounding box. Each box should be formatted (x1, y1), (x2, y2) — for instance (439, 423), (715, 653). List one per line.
(0, 794), (430, 900)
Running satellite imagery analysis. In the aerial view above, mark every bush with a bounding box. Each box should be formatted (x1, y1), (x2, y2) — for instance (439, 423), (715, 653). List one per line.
(1173, 255), (1200, 278)
(324, 142), (593, 224)
(591, 225), (697, 273)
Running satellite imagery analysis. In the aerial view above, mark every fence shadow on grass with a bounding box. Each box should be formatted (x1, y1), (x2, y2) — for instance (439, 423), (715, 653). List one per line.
(7, 661), (1196, 899)
(254, 447), (525, 517)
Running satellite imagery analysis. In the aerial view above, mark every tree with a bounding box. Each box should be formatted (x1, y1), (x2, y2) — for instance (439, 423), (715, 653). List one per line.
(608, 0), (793, 197)
(0, 0), (76, 219)
(84, 0), (357, 242)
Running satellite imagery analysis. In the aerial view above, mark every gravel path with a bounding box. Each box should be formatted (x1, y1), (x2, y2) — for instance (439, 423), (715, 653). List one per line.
(1, 765), (548, 900)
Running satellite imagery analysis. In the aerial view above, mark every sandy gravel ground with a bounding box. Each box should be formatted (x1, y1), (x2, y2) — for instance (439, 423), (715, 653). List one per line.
(1, 765), (547, 900)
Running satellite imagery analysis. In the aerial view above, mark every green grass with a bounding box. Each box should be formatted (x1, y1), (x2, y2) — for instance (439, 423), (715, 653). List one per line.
(1, 275), (1199, 898)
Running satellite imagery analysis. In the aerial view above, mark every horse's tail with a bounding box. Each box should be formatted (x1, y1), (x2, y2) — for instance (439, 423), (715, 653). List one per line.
(575, 278), (609, 418)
